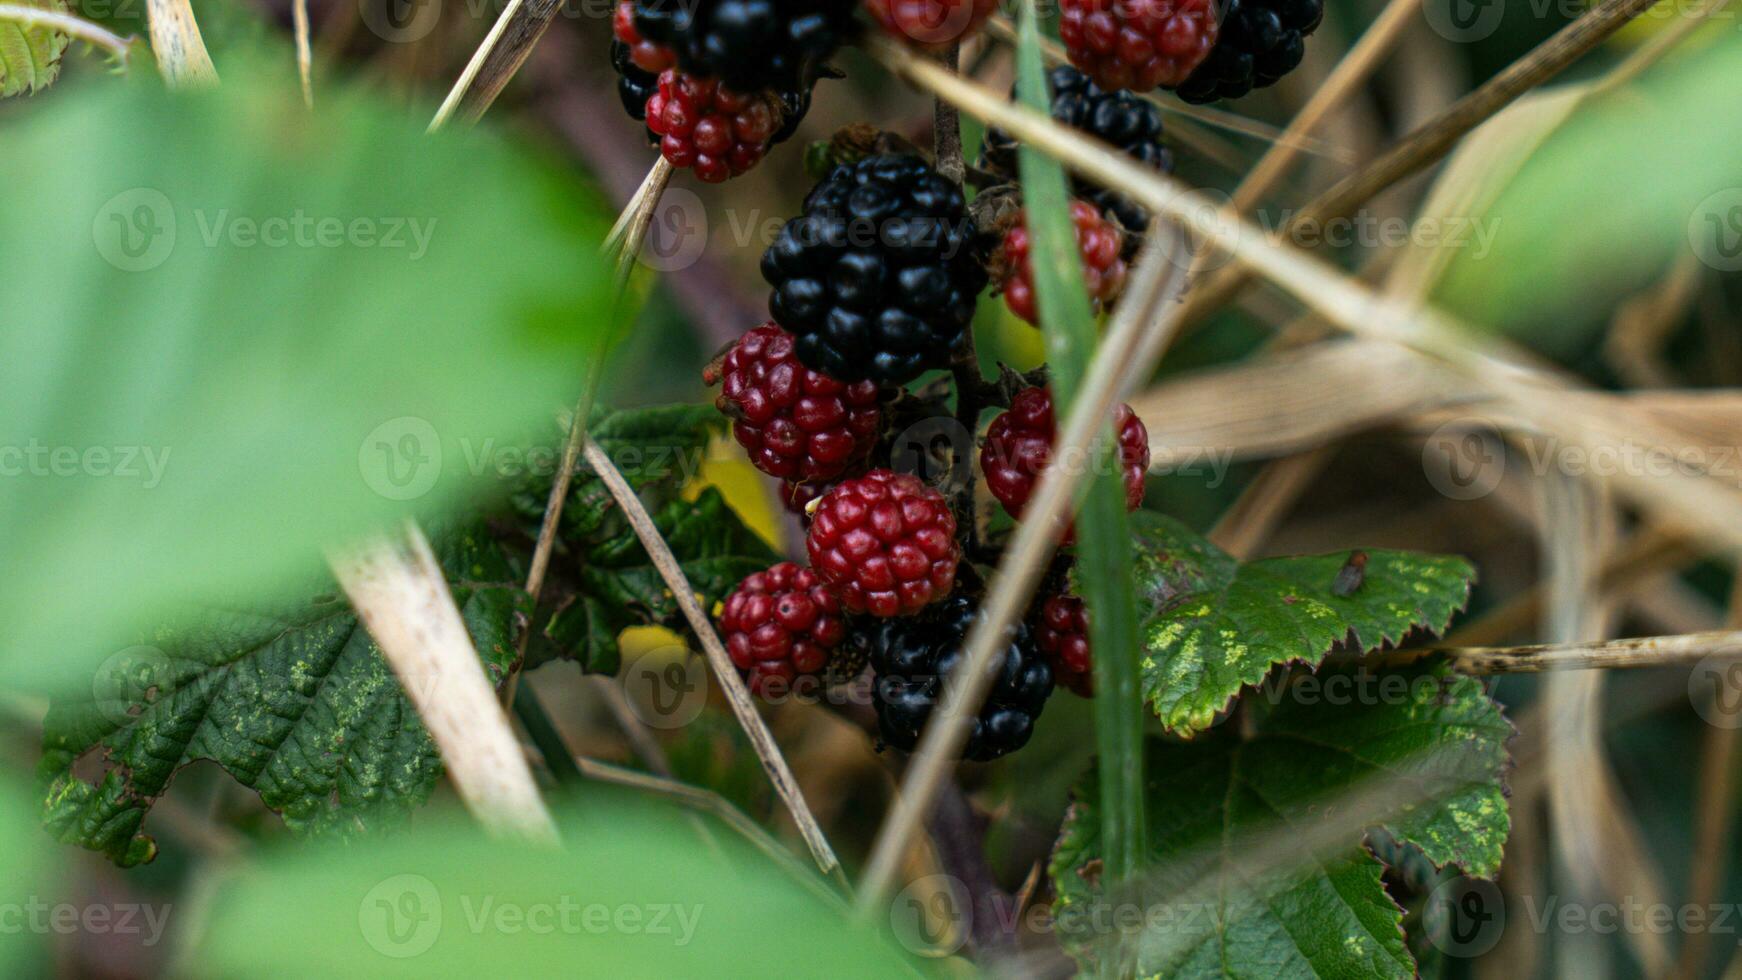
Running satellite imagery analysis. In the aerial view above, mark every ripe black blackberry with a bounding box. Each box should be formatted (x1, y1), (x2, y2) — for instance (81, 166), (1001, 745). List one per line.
(1175, 0), (1324, 103)
(611, 41), (660, 126)
(859, 590), (1055, 761)
(628, 0), (856, 95)
(761, 154), (986, 385)
(982, 65), (1173, 232)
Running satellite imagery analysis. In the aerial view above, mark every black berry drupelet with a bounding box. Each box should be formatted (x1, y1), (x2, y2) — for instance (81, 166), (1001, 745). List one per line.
(1175, 0), (1324, 103)
(611, 41), (661, 123)
(860, 590), (1055, 761)
(627, 0), (856, 94)
(761, 154), (986, 385)
(982, 65), (1174, 232)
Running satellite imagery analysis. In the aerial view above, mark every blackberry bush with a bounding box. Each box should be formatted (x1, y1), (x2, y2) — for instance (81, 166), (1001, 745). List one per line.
(761, 153), (986, 385)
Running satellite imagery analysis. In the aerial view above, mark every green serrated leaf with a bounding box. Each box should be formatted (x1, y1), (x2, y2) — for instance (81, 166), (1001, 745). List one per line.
(579, 487), (776, 625)
(0, 0), (70, 98)
(1051, 664), (1512, 978)
(1132, 511), (1476, 735)
(37, 524), (526, 867)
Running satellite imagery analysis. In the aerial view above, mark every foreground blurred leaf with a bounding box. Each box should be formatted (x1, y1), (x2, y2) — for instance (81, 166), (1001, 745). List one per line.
(38, 523), (523, 866)
(1431, 36), (1742, 353)
(1053, 664), (1512, 978)
(0, 0), (69, 97)
(198, 798), (925, 979)
(1133, 511), (1475, 735)
(0, 70), (612, 692)
(0, 778), (52, 975)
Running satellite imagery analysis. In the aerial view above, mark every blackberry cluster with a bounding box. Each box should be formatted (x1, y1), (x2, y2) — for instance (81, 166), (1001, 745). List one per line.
(708, 323), (884, 482)
(1057, 0), (1220, 94)
(762, 154), (986, 385)
(627, 0), (856, 94)
(862, 0), (998, 51)
(719, 562), (848, 695)
(993, 201), (1128, 325)
(1035, 593), (1092, 697)
(806, 469), (960, 617)
(981, 387), (1149, 536)
(982, 66), (1174, 233)
(858, 590), (1055, 761)
(1176, 0), (1324, 103)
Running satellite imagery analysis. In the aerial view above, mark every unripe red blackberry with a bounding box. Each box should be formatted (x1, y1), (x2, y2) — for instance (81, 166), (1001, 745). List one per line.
(719, 562), (847, 696)
(858, 589), (1055, 760)
(805, 469), (960, 617)
(862, 0), (998, 50)
(993, 201), (1128, 326)
(709, 323), (884, 483)
(1036, 593), (1092, 697)
(1058, 0), (1220, 94)
(645, 69), (783, 183)
(980, 387), (1149, 533)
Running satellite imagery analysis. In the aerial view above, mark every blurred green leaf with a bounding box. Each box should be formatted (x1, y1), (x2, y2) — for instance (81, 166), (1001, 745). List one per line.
(197, 798), (926, 978)
(1053, 664), (1512, 978)
(1431, 37), (1742, 354)
(38, 522), (524, 866)
(1132, 511), (1476, 735)
(0, 777), (53, 975)
(0, 69), (613, 693)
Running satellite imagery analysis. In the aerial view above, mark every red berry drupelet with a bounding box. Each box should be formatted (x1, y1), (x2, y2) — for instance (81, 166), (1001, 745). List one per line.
(1058, 0), (1220, 93)
(806, 470), (960, 617)
(863, 0), (998, 50)
(645, 69), (784, 183)
(982, 387), (1149, 529)
(994, 201), (1128, 326)
(1036, 593), (1092, 697)
(720, 562), (847, 696)
(709, 323), (884, 483)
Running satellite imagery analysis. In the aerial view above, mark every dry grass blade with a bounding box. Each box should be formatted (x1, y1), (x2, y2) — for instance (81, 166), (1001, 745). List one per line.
(429, 0), (564, 129)
(331, 521), (559, 844)
(1229, 0), (1417, 212)
(578, 438), (844, 880)
(292, 0), (312, 108)
(146, 0), (216, 88)
(1207, 447), (1332, 558)
(1674, 575), (1742, 980)
(1368, 629), (1742, 673)
(1176, 0), (1662, 328)
(870, 35), (1742, 559)
(855, 230), (1192, 914)
(981, 13), (1352, 165)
